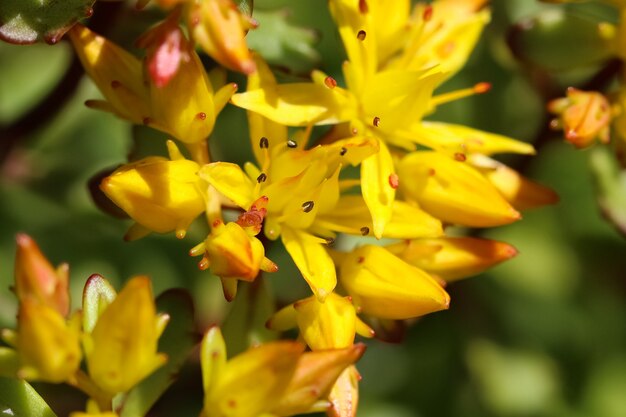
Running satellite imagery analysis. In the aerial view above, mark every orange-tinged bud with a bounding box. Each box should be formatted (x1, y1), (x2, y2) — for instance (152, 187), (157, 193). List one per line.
(398, 151), (521, 227)
(272, 344), (366, 416)
(294, 293), (359, 350)
(327, 365), (361, 417)
(203, 340), (304, 417)
(192, 220), (277, 282)
(187, 0), (257, 75)
(481, 162), (559, 210)
(385, 237), (518, 281)
(100, 142), (205, 240)
(14, 234), (70, 316)
(339, 245), (450, 320)
(84, 276), (167, 395)
(16, 300), (81, 383)
(548, 88), (611, 148)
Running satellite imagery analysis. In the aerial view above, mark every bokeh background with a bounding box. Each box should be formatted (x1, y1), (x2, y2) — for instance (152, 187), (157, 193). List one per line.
(1, 0), (626, 416)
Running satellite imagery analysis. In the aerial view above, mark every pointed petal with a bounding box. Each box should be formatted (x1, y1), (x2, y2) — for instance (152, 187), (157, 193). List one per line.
(281, 228), (337, 302)
(327, 365), (360, 417)
(200, 327), (227, 395)
(294, 293), (357, 350)
(361, 141), (395, 238)
(199, 162), (256, 209)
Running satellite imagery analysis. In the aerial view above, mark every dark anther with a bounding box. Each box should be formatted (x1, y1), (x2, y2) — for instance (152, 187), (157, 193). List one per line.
(257, 173), (267, 183)
(357, 30), (367, 41)
(373, 116), (381, 127)
(360, 226), (370, 236)
(260, 137), (269, 148)
(340, 147), (348, 156)
(302, 201), (315, 213)
(287, 140), (297, 148)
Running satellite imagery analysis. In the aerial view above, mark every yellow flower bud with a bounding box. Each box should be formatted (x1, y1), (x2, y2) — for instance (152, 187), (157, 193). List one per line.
(385, 237), (518, 282)
(339, 245), (450, 320)
(84, 276), (167, 395)
(548, 88), (611, 148)
(101, 141), (205, 240)
(14, 233), (70, 316)
(187, 0), (257, 74)
(398, 151), (521, 227)
(16, 300), (81, 383)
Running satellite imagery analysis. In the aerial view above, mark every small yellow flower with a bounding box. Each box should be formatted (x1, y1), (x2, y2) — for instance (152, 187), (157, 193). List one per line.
(101, 141), (206, 240)
(339, 245), (450, 320)
(83, 276), (168, 395)
(200, 327), (364, 417)
(385, 237), (518, 282)
(189, 202), (278, 300)
(15, 300), (82, 383)
(267, 293), (374, 351)
(14, 233), (70, 316)
(187, 0), (257, 74)
(548, 88), (612, 148)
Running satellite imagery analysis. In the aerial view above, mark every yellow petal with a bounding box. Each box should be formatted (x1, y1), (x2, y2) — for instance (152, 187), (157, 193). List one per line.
(294, 293), (357, 350)
(361, 140), (395, 238)
(385, 237), (518, 281)
(16, 301), (81, 383)
(266, 304), (298, 332)
(199, 162), (256, 209)
(86, 276), (167, 394)
(231, 83), (357, 126)
(413, 121), (536, 155)
(327, 365), (360, 417)
(272, 344), (366, 417)
(339, 245), (450, 320)
(281, 227), (336, 301)
(200, 327), (227, 396)
(369, 0), (411, 65)
(315, 195), (443, 239)
(205, 341), (304, 417)
(398, 151), (521, 227)
(68, 24), (150, 125)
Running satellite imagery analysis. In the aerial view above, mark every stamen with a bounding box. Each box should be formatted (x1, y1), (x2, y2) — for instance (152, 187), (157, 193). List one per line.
(259, 136), (269, 149)
(324, 76), (337, 89)
(388, 173), (399, 189)
(340, 147), (348, 156)
(359, 0), (368, 13)
(454, 153), (467, 162)
(326, 237), (335, 245)
(423, 5), (433, 21)
(357, 30), (367, 41)
(257, 173), (267, 183)
(302, 201), (315, 213)
(360, 226), (370, 236)
(430, 82), (492, 107)
(373, 116), (381, 127)
(287, 139), (297, 148)
(357, 256), (365, 264)
(196, 112), (207, 120)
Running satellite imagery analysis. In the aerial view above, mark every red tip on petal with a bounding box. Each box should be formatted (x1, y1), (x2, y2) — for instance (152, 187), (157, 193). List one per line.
(473, 82), (492, 94)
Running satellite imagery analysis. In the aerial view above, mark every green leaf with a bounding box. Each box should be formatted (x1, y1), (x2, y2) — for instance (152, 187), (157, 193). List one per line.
(0, 377), (58, 417)
(118, 289), (198, 417)
(589, 146), (626, 237)
(82, 274), (117, 334)
(247, 9), (320, 74)
(508, 8), (616, 71)
(0, 0), (95, 45)
(221, 278), (276, 357)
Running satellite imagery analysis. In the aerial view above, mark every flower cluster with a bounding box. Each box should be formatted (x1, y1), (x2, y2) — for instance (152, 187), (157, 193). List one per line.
(1, 0), (559, 416)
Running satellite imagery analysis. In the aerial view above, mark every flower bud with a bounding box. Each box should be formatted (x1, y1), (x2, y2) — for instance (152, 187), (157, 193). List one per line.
(84, 276), (167, 395)
(14, 233), (70, 316)
(16, 300), (81, 383)
(100, 141), (205, 240)
(339, 245), (450, 320)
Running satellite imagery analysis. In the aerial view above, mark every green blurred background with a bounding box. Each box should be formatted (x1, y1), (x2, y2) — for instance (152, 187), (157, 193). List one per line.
(1, 0), (626, 416)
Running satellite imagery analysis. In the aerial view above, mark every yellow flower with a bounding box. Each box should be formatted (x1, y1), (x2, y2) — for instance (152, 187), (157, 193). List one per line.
(69, 23), (235, 150)
(189, 201), (278, 301)
(385, 237), (518, 282)
(267, 293), (374, 351)
(339, 245), (450, 320)
(101, 141), (206, 240)
(14, 233), (70, 316)
(83, 276), (168, 395)
(15, 300), (82, 383)
(200, 327), (364, 417)
(548, 88), (612, 148)
(232, 4), (533, 236)
(187, 0), (257, 74)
